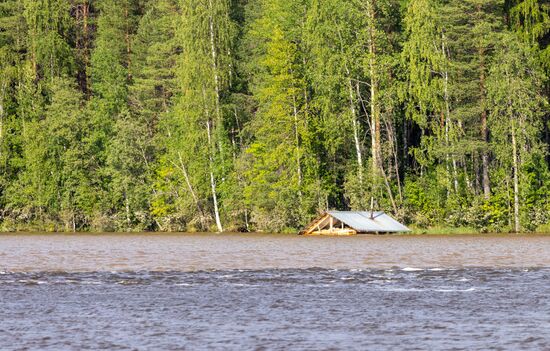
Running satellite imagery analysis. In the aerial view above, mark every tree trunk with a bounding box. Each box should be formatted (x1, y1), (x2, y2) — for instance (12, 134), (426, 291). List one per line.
(292, 95), (303, 189)
(337, 22), (363, 184)
(206, 120), (223, 233)
(511, 119), (520, 233)
(379, 161), (398, 213)
(208, 0), (226, 170)
(124, 189), (131, 230)
(208, 0), (222, 125)
(123, 2), (133, 81)
(384, 117), (403, 202)
(481, 110), (491, 199)
(442, 31), (459, 193)
(175, 152), (205, 229)
(74, 0), (90, 95)
(477, 4), (491, 200)
(83, 1), (89, 94)
(366, 0), (380, 175)
(206, 1), (224, 232)
(347, 76), (364, 183)
(0, 80), (5, 160)
(403, 117), (408, 171)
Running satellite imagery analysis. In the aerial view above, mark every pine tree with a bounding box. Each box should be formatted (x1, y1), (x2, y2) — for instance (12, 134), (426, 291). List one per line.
(441, 0), (504, 200)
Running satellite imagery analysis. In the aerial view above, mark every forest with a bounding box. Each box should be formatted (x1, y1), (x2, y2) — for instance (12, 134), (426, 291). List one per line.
(0, 0), (548, 233)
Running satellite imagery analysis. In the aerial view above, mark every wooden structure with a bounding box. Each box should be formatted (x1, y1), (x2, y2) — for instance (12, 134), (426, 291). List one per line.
(300, 211), (410, 235)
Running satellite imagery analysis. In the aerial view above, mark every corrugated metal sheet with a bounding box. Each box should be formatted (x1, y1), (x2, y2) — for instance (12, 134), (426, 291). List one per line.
(328, 211), (410, 233)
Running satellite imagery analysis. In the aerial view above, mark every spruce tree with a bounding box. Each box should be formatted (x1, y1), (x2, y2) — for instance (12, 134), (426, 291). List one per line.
(87, 0), (146, 230)
(241, 0), (313, 231)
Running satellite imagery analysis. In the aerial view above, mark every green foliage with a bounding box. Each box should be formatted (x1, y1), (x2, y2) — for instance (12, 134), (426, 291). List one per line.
(7, 77), (93, 230)
(403, 172), (446, 227)
(0, 0), (548, 232)
(508, 0), (550, 69)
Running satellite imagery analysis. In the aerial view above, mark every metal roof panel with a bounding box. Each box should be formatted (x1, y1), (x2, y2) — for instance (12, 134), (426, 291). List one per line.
(327, 211), (410, 233)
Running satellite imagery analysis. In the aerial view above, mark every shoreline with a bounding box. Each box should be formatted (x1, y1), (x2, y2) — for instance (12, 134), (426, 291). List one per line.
(1, 230), (550, 236)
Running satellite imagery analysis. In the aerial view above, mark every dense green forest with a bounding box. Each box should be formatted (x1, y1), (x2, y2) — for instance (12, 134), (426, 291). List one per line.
(0, 0), (548, 233)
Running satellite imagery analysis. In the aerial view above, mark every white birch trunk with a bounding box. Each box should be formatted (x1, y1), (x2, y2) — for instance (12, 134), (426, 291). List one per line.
(511, 119), (520, 233)
(207, 0), (227, 172)
(337, 26), (364, 184)
(347, 76), (364, 183)
(442, 31), (459, 193)
(0, 83), (4, 155)
(175, 152), (205, 228)
(206, 1), (224, 232)
(207, 120), (223, 233)
(124, 189), (131, 230)
(208, 0), (222, 125)
(366, 0), (380, 176)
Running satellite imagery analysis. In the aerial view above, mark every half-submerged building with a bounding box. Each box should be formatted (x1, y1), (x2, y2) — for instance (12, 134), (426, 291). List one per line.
(300, 211), (410, 235)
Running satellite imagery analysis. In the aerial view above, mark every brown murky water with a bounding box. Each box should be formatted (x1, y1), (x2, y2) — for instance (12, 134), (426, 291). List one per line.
(1, 234), (549, 350)
(1, 233), (549, 271)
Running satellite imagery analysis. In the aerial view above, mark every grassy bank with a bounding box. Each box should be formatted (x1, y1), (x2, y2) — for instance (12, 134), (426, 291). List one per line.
(407, 225), (550, 235)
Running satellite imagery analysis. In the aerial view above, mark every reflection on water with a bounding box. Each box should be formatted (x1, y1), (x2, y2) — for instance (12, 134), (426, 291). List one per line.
(0, 234), (549, 350)
(1, 233), (549, 271)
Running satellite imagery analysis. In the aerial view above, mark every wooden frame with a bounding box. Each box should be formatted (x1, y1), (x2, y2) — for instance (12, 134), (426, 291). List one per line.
(300, 213), (357, 236)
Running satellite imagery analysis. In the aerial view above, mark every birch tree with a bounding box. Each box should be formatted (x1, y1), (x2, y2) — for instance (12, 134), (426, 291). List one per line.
(305, 0), (369, 209)
(401, 0), (460, 212)
(157, 0), (234, 232)
(487, 34), (546, 232)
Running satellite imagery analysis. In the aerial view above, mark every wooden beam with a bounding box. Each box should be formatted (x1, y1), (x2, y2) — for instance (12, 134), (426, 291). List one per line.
(303, 214), (330, 235)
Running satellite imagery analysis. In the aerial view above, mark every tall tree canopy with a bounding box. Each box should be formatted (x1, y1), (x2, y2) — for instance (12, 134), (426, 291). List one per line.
(0, 0), (548, 233)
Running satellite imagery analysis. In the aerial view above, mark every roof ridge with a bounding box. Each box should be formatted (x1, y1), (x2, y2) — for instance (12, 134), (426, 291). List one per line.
(358, 211), (384, 219)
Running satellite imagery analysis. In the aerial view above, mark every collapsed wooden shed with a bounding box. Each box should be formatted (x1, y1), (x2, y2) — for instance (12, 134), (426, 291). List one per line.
(300, 211), (410, 235)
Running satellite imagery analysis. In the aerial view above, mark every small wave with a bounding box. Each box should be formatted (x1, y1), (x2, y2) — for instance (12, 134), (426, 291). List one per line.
(435, 287), (476, 292)
(402, 267), (423, 272)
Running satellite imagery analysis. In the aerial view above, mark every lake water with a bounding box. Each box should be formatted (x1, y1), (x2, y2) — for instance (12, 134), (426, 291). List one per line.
(1, 233), (549, 350)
